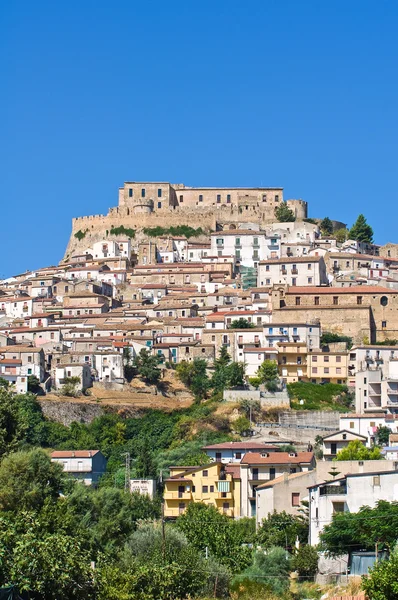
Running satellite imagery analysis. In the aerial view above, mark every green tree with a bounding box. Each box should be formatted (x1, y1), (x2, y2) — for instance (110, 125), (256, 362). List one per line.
(275, 202), (296, 222)
(349, 213), (374, 243)
(27, 375), (41, 394)
(233, 546), (291, 596)
(230, 318), (255, 329)
(233, 416), (251, 435)
(335, 439), (382, 460)
(319, 500), (398, 556)
(0, 512), (95, 599)
(376, 425), (391, 446)
(335, 227), (349, 243)
(214, 345), (231, 369)
(133, 349), (162, 385)
(176, 359), (210, 401)
(291, 544), (319, 578)
(362, 547), (398, 600)
(0, 449), (65, 512)
(256, 510), (309, 549)
(176, 502), (252, 571)
(320, 217), (333, 236)
(134, 436), (156, 478)
(257, 359), (279, 391)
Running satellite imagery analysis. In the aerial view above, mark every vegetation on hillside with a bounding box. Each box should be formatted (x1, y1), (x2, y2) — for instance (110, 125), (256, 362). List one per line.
(142, 225), (204, 238)
(274, 202), (296, 223)
(288, 381), (353, 411)
(320, 332), (353, 349)
(74, 229), (88, 240)
(109, 225), (136, 238)
(349, 213), (374, 244)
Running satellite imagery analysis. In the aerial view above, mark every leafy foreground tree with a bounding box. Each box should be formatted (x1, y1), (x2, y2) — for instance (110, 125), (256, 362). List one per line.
(376, 425), (391, 446)
(0, 512), (96, 600)
(176, 502), (252, 572)
(335, 439), (382, 460)
(176, 359), (210, 401)
(211, 347), (246, 392)
(257, 510), (309, 549)
(349, 213), (374, 243)
(362, 547), (398, 600)
(0, 449), (65, 512)
(257, 359), (279, 391)
(275, 201), (296, 222)
(319, 500), (398, 556)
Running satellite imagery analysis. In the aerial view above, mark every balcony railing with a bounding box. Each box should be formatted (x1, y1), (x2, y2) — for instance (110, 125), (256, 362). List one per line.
(291, 269), (298, 274)
(319, 485), (347, 496)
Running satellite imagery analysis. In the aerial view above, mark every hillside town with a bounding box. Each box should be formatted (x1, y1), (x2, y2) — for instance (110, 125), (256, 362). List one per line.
(1, 181), (398, 598)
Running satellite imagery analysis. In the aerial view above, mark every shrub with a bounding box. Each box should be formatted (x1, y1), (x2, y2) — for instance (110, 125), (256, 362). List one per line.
(110, 225), (135, 238)
(74, 229), (87, 241)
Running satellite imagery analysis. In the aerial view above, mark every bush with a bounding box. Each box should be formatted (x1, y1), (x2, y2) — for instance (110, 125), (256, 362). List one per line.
(291, 545), (319, 578)
(288, 381), (353, 411)
(142, 225), (203, 238)
(74, 229), (88, 241)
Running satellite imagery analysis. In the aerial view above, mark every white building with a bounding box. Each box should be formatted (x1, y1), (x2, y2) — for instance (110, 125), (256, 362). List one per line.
(51, 450), (107, 485)
(339, 413), (398, 446)
(54, 364), (92, 391)
(210, 230), (281, 269)
(351, 346), (398, 414)
(94, 352), (124, 382)
(309, 470), (398, 546)
(257, 256), (327, 287)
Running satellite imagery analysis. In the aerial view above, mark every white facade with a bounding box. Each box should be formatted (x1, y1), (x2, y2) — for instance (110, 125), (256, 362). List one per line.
(339, 414), (398, 446)
(257, 256), (327, 287)
(94, 352), (124, 382)
(0, 297), (33, 318)
(54, 364), (92, 390)
(309, 471), (398, 546)
(129, 479), (156, 498)
(211, 231), (281, 269)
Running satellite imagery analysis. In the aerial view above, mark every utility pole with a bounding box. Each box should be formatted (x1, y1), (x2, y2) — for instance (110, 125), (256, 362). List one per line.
(161, 502), (166, 562)
(122, 452), (131, 493)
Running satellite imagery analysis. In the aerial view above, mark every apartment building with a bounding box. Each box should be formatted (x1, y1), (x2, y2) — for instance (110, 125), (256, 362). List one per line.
(258, 256), (327, 287)
(210, 231), (281, 268)
(351, 346), (398, 414)
(163, 462), (241, 518)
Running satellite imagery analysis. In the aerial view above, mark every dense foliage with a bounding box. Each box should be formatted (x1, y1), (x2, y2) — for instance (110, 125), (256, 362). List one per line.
(335, 439), (383, 460)
(319, 500), (398, 556)
(109, 225), (136, 238)
(142, 225), (203, 238)
(320, 332), (353, 349)
(362, 547), (398, 600)
(349, 213), (374, 243)
(274, 202), (296, 222)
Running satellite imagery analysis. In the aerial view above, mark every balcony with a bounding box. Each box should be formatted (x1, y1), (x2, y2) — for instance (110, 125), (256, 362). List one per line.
(287, 251), (293, 257)
(291, 269), (298, 274)
(163, 491), (192, 500)
(319, 484), (347, 496)
(281, 269), (287, 275)
(252, 255), (259, 261)
(235, 244), (242, 249)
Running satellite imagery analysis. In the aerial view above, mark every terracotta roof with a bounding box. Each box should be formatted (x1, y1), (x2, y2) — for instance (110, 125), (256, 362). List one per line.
(240, 451), (314, 465)
(256, 470), (311, 490)
(51, 450), (100, 458)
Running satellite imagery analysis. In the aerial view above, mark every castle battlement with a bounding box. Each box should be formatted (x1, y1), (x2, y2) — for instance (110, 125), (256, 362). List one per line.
(64, 180), (308, 260)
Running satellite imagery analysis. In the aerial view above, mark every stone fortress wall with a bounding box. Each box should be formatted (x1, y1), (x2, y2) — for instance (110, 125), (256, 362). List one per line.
(63, 181), (308, 259)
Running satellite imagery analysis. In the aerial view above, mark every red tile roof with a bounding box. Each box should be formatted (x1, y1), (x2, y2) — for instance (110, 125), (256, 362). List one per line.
(240, 451), (314, 465)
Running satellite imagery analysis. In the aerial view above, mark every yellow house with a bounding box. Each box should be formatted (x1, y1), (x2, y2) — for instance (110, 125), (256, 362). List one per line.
(307, 350), (348, 384)
(277, 342), (308, 383)
(163, 462), (241, 518)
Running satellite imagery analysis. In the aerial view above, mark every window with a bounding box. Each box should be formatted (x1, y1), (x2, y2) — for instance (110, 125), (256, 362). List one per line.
(128, 188), (133, 197)
(295, 297), (301, 306)
(141, 188), (145, 198)
(275, 195), (279, 202)
(336, 356), (341, 363)
(382, 321), (387, 328)
(333, 502), (345, 513)
(157, 201), (162, 208)
(202, 470), (208, 476)
(235, 452), (242, 459)
(227, 194), (231, 203)
(373, 475), (381, 486)
(357, 296), (363, 305)
(314, 296), (320, 305)
(312, 367), (318, 374)
(381, 296), (388, 307)
(324, 367), (330, 374)
(350, 421), (354, 428)
(202, 486), (208, 493)
(292, 492), (300, 507)
(199, 194), (203, 202)
(324, 355), (330, 362)
(235, 238), (241, 246)
(223, 502), (230, 513)
(308, 277), (313, 284)
(307, 263), (312, 270)
(210, 485), (214, 493)
(333, 296), (338, 305)
(179, 195), (183, 203)
(217, 194), (221, 203)
(178, 502), (185, 514)
(336, 368), (341, 374)
(266, 265), (270, 271)
(157, 188), (162, 197)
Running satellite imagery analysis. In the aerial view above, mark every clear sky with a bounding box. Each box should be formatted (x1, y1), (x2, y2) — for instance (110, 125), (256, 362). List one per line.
(1, 0), (397, 277)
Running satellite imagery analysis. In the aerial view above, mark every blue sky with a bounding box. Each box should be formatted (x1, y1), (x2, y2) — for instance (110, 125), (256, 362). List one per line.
(1, 0), (397, 277)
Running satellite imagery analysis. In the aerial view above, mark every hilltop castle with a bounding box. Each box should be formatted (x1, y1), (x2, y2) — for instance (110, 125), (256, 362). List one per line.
(64, 181), (308, 259)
